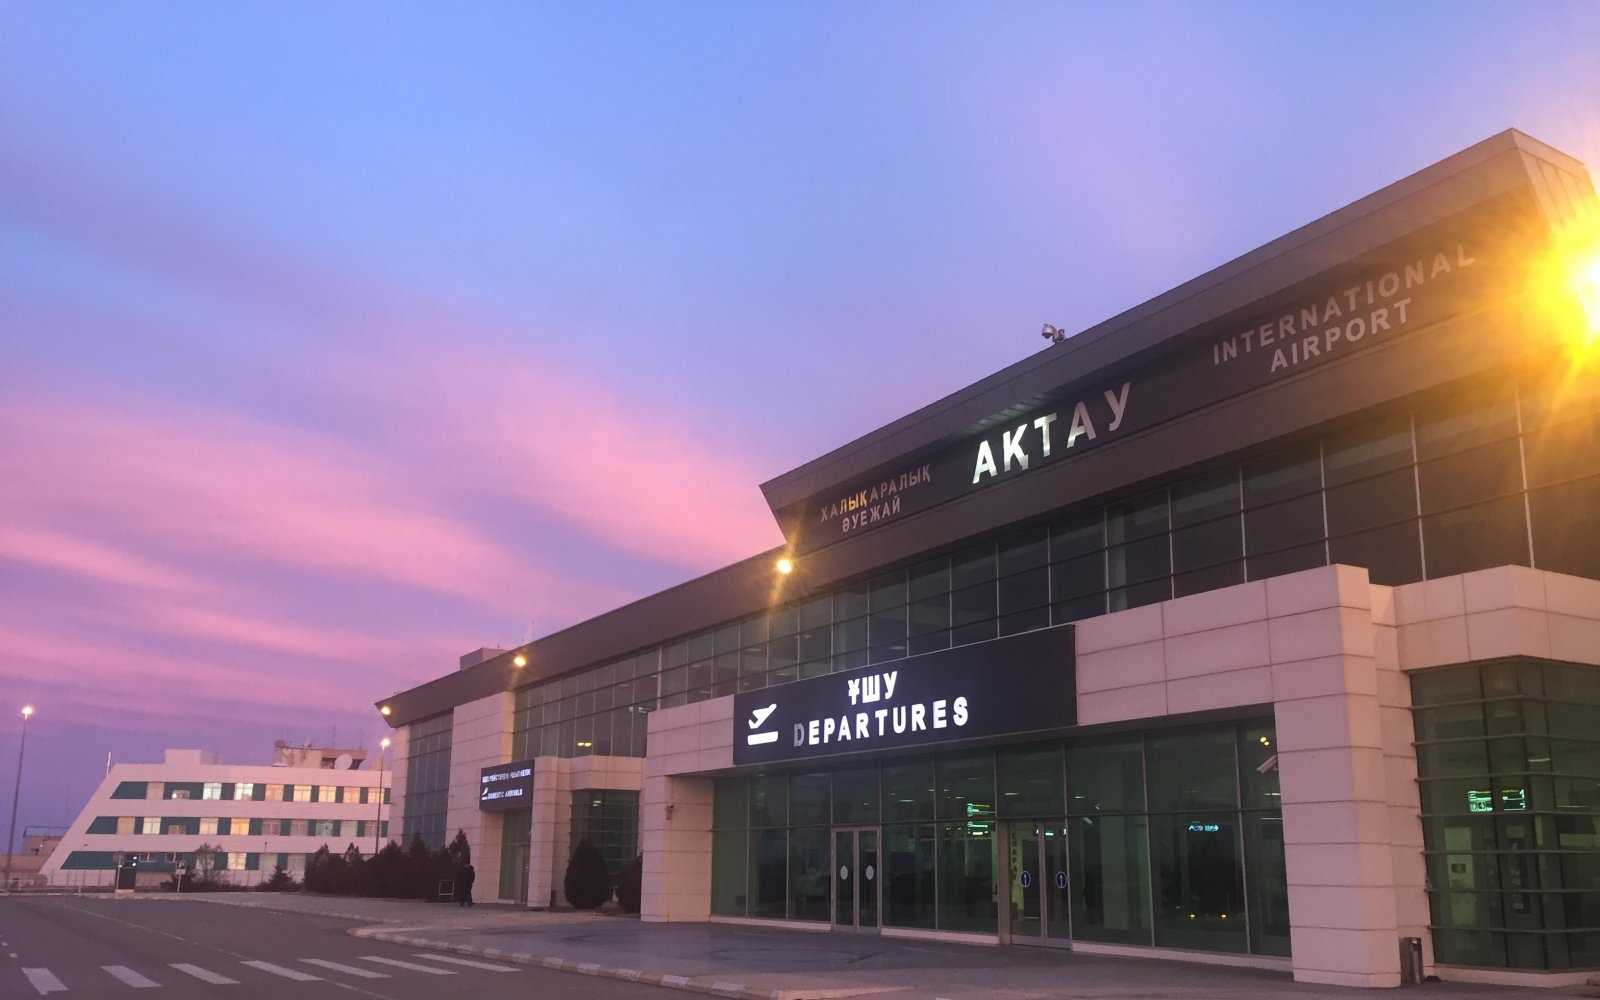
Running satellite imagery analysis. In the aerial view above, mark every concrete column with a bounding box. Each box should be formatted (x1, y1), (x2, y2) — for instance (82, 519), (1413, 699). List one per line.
(640, 772), (714, 922)
(1267, 566), (1401, 988)
(526, 757), (570, 908)
(444, 692), (514, 897)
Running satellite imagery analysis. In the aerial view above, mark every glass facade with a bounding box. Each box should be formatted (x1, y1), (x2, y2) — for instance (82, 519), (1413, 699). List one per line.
(399, 713), (453, 850)
(500, 810), (531, 904)
(570, 790), (640, 879)
(1413, 659), (1600, 969)
(506, 374), (1600, 764)
(709, 721), (1288, 957)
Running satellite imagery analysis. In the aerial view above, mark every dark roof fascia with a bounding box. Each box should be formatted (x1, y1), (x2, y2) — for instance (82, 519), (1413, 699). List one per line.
(759, 128), (1577, 513)
(379, 544), (785, 727)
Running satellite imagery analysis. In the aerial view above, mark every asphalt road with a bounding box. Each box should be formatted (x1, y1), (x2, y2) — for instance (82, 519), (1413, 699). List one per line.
(0, 896), (670, 999)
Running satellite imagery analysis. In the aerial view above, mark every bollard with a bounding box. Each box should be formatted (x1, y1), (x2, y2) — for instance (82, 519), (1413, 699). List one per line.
(1399, 936), (1423, 984)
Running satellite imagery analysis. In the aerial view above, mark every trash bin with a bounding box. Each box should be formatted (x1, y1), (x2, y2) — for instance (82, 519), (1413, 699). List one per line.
(1399, 936), (1423, 984)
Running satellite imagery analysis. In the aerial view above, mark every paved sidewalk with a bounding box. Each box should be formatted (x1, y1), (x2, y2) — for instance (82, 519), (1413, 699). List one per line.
(167, 894), (1593, 1000)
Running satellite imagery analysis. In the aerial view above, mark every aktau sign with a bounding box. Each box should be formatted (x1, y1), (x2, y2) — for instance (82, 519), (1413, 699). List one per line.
(478, 759), (536, 812)
(732, 624), (1076, 766)
(779, 193), (1535, 553)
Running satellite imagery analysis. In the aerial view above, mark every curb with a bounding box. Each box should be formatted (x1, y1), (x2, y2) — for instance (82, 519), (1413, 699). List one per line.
(350, 926), (793, 1000)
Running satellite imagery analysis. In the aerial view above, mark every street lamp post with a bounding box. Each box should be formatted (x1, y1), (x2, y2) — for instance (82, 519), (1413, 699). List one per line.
(4, 706), (34, 891)
(373, 738), (390, 855)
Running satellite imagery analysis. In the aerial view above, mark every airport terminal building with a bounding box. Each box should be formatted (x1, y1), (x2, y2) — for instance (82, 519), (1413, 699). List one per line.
(377, 130), (1600, 988)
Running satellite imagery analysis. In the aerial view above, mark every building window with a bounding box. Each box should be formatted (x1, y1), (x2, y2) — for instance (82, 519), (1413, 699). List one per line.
(199, 818), (218, 836)
(116, 816), (136, 835)
(227, 852), (247, 870)
(141, 817), (160, 835)
(400, 712), (453, 850)
(111, 781), (147, 800)
(569, 790), (639, 880)
(264, 784), (284, 801)
(318, 785), (335, 803)
(313, 819), (335, 837)
(293, 785), (312, 803)
(1412, 659), (1600, 970)
(202, 782), (222, 800)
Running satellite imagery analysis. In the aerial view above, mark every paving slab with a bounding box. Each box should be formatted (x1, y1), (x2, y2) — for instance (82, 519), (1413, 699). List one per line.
(156, 894), (1592, 1000)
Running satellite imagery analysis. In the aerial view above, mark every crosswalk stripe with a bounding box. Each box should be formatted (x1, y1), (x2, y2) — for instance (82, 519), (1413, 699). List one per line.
(413, 953), (520, 972)
(242, 960), (322, 982)
(302, 958), (390, 979)
(21, 968), (67, 995)
(358, 955), (457, 975)
(170, 963), (239, 985)
(104, 965), (161, 988)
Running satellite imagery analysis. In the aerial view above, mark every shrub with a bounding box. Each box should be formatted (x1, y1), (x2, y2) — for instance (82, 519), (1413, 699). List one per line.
(563, 837), (611, 910)
(614, 854), (643, 914)
(260, 866), (298, 892)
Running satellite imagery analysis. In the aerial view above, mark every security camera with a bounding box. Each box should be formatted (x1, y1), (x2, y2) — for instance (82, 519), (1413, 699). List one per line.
(1041, 323), (1065, 344)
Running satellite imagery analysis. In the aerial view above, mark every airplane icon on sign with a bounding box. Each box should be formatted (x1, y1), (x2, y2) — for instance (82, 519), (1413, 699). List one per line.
(747, 703), (778, 745)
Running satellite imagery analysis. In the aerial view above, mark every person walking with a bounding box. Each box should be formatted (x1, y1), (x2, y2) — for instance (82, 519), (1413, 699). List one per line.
(456, 862), (476, 907)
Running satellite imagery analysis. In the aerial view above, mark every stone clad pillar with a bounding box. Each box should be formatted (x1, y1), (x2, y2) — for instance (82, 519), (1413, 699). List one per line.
(1268, 566), (1402, 988)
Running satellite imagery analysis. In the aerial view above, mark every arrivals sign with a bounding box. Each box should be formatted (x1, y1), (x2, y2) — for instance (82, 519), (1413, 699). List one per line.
(731, 624), (1075, 766)
(478, 759), (536, 812)
(779, 193), (1536, 552)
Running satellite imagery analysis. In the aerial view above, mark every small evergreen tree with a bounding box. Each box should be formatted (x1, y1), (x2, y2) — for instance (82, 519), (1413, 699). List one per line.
(563, 837), (611, 910)
(447, 830), (471, 869)
(260, 866), (298, 892)
(305, 845), (334, 894)
(368, 841), (405, 897)
(614, 853), (643, 914)
(405, 835), (432, 899)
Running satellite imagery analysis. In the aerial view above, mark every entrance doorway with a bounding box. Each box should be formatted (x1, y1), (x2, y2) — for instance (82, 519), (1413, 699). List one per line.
(1004, 820), (1070, 946)
(832, 827), (879, 932)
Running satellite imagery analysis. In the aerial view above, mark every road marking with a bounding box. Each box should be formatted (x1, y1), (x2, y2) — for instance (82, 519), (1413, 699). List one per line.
(302, 958), (390, 979)
(21, 968), (67, 995)
(243, 960), (323, 981)
(104, 965), (161, 988)
(412, 952), (519, 972)
(360, 955), (456, 975)
(171, 963), (239, 985)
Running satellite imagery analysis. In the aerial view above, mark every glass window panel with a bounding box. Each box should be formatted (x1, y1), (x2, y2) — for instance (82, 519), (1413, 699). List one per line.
(1329, 521), (1423, 586)
(1525, 411), (1600, 487)
(1171, 469), (1238, 528)
(884, 758), (935, 822)
(1171, 516), (1241, 573)
(797, 620), (831, 666)
(799, 596), (831, 631)
(739, 615), (767, 648)
(832, 765), (879, 824)
(834, 584), (869, 621)
(1051, 550), (1104, 600)
(870, 572), (906, 611)
(996, 745), (1064, 818)
(1053, 593), (1106, 625)
(789, 772), (830, 826)
(1070, 814), (1151, 944)
(833, 617), (868, 654)
(1146, 729), (1238, 812)
(868, 602), (907, 661)
(1530, 478), (1600, 580)
(1244, 445), (1320, 506)
(1107, 535), (1169, 586)
(1109, 576), (1170, 612)
(937, 823), (997, 933)
(951, 582), (995, 627)
(999, 529), (1048, 574)
(767, 606), (798, 639)
(1068, 732), (1145, 812)
(749, 828), (787, 919)
(1418, 439), (1525, 514)
(767, 634), (799, 685)
(882, 823), (937, 929)
(937, 752), (996, 821)
(1416, 387), (1519, 461)
(1422, 496), (1530, 578)
(750, 774), (787, 827)
(1238, 724), (1281, 810)
(711, 829), (748, 916)
(952, 545), (996, 589)
(907, 627), (950, 656)
(1325, 468), (1417, 536)
(1244, 493), (1324, 557)
(998, 567), (1049, 616)
(908, 558), (949, 601)
(1108, 491), (1169, 544)
(788, 826), (830, 921)
(1247, 541), (1326, 582)
(739, 646), (767, 679)
(1173, 561), (1243, 598)
(1244, 812), (1290, 956)
(1545, 663), (1600, 706)
(1051, 510), (1104, 558)
(1325, 414), (1413, 487)
(998, 605), (1050, 636)
(1150, 813), (1247, 952)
